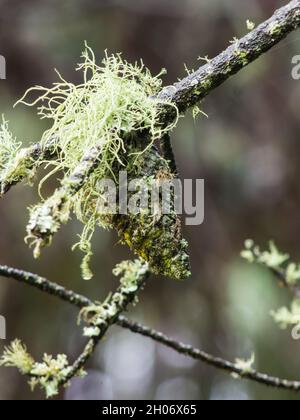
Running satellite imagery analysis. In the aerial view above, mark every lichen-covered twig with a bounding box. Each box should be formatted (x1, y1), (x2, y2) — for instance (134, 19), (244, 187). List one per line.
(58, 259), (150, 387)
(2, 263), (300, 392)
(241, 240), (300, 297)
(241, 241), (300, 329)
(0, 136), (58, 197)
(0, 259), (150, 397)
(26, 140), (105, 258)
(157, 0), (300, 122)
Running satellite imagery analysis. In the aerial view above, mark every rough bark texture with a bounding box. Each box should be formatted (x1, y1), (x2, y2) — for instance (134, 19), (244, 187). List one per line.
(112, 135), (191, 280)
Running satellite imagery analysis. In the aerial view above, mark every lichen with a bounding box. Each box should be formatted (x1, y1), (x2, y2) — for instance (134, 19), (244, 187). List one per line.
(79, 258), (149, 330)
(246, 20), (255, 31)
(0, 117), (37, 193)
(0, 339), (86, 398)
(241, 240), (290, 270)
(0, 258), (147, 398)
(111, 139), (191, 280)
(233, 353), (255, 378)
(8, 45), (191, 280)
(241, 240), (300, 332)
(233, 45), (250, 67)
(271, 300), (300, 329)
(0, 116), (21, 174)
(268, 21), (282, 36)
(0, 339), (34, 375)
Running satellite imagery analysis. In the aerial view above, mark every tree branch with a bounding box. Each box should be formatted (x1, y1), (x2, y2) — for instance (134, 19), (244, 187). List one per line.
(0, 261), (149, 395)
(161, 133), (179, 176)
(0, 136), (58, 197)
(157, 0), (300, 121)
(116, 316), (300, 391)
(1, 264), (300, 392)
(59, 260), (150, 386)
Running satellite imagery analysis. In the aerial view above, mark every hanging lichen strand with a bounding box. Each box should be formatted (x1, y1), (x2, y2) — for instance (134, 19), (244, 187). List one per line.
(7, 45), (191, 280)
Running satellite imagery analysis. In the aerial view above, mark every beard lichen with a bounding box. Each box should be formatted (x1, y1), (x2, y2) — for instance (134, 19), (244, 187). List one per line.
(3, 45), (191, 280)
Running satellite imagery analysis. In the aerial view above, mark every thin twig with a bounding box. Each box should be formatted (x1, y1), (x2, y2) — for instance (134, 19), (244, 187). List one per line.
(1, 264), (300, 391)
(59, 263), (149, 386)
(116, 316), (300, 391)
(0, 263), (149, 390)
(269, 266), (300, 298)
(0, 265), (91, 308)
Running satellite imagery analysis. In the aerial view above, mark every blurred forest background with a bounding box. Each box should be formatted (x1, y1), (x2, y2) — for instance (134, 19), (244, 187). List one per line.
(0, 0), (300, 400)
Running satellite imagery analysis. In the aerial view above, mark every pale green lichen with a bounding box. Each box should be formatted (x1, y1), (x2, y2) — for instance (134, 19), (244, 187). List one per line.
(241, 240), (300, 332)
(286, 263), (300, 286)
(79, 258), (149, 328)
(83, 326), (101, 338)
(241, 240), (290, 269)
(197, 55), (211, 64)
(268, 21), (282, 36)
(0, 116), (21, 173)
(192, 105), (208, 120)
(13, 44), (187, 280)
(246, 20), (255, 31)
(0, 339), (86, 399)
(28, 353), (85, 399)
(233, 45), (249, 67)
(113, 258), (149, 292)
(2, 44), (191, 281)
(271, 300), (300, 329)
(17, 45), (177, 182)
(233, 353), (255, 378)
(0, 339), (34, 375)
(0, 117), (35, 192)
